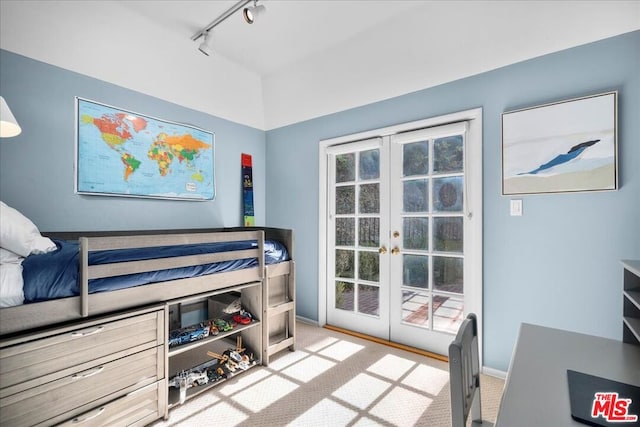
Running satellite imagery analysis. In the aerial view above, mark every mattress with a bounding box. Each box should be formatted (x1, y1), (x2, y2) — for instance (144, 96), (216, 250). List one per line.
(21, 239), (289, 303)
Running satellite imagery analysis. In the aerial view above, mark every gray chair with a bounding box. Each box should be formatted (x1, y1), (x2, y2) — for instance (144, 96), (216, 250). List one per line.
(448, 313), (493, 427)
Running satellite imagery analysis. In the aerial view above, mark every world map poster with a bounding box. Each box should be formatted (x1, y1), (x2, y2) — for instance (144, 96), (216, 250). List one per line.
(75, 97), (215, 200)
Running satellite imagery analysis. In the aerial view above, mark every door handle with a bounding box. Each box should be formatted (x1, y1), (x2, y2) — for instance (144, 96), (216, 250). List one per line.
(391, 247), (400, 255)
(379, 246), (387, 254)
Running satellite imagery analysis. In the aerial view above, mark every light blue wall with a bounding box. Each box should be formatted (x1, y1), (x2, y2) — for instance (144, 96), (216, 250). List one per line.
(1, 32), (638, 371)
(0, 49), (266, 231)
(266, 31), (640, 371)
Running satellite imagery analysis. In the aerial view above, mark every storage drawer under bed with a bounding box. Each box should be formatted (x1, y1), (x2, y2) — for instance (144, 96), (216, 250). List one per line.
(0, 346), (164, 427)
(0, 309), (164, 391)
(58, 381), (165, 427)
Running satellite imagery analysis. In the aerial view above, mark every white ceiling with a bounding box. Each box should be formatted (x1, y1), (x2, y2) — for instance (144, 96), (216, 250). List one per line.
(1, 1), (639, 130)
(117, 0), (424, 77)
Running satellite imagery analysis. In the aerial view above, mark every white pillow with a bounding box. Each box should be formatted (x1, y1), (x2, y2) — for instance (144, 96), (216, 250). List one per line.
(0, 262), (24, 307)
(0, 248), (23, 264)
(0, 201), (56, 257)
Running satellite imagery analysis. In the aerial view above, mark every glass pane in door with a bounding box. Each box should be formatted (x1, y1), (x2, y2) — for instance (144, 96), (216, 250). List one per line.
(431, 134), (465, 333)
(331, 146), (383, 322)
(403, 217), (428, 250)
(401, 290), (429, 326)
(403, 179), (428, 212)
(402, 254), (429, 288)
(358, 284), (380, 316)
(433, 177), (462, 212)
(336, 186), (355, 214)
(433, 217), (463, 252)
(359, 251), (379, 282)
(358, 218), (379, 247)
(360, 149), (380, 179)
(433, 296), (463, 334)
(336, 218), (355, 246)
(335, 249), (355, 279)
(359, 183), (379, 213)
(403, 141), (429, 176)
(336, 153), (355, 182)
(335, 281), (354, 311)
(433, 256), (463, 293)
(433, 135), (463, 173)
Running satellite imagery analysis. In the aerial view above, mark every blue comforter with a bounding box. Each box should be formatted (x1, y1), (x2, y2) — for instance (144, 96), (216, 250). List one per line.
(22, 239), (289, 303)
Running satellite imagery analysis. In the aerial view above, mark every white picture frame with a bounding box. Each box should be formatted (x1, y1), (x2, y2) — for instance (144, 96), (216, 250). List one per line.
(502, 91), (618, 195)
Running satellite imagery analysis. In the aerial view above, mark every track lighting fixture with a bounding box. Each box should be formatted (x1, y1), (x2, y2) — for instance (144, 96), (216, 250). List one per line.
(243, 0), (266, 24)
(198, 31), (214, 56)
(192, 0), (267, 56)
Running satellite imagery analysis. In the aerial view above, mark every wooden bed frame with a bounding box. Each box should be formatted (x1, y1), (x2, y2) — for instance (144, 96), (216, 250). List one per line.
(0, 227), (294, 337)
(0, 226), (295, 424)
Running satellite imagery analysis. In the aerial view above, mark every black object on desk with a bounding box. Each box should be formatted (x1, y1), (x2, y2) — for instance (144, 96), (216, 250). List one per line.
(567, 369), (640, 426)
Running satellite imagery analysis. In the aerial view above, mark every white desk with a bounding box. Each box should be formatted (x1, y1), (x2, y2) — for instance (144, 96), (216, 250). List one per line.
(495, 323), (640, 427)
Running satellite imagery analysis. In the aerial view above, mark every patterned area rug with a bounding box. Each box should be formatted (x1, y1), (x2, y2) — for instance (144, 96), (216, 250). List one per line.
(153, 321), (504, 426)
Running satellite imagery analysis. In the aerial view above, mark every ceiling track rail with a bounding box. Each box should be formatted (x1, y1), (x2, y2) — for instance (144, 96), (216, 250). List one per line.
(191, 0), (252, 41)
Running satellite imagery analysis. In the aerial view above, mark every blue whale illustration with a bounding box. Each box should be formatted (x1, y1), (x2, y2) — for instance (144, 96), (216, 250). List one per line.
(519, 139), (600, 175)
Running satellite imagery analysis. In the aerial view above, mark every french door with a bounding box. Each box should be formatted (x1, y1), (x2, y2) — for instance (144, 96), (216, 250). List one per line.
(326, 137), (390, 338)
(324, 115), (482, 357)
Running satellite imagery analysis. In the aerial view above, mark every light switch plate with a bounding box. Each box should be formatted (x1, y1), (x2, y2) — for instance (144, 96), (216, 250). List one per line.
(510, 199), (523, 216)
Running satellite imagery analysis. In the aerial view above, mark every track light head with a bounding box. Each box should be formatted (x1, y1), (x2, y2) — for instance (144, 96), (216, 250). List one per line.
(198, 31), (213, 56)
(243, 0), (266, 24)
(193, 0), (268, 57)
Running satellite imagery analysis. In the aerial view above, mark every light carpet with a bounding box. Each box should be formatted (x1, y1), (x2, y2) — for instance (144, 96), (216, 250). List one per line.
(152, 321), (504, 426)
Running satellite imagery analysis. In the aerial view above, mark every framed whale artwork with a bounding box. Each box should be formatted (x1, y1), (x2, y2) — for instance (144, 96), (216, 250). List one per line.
(502, 91), (617, 195)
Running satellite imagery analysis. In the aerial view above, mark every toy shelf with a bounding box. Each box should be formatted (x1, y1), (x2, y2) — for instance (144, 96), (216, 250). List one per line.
(166, 281), (262, 408)
(168, 320), (260, 357)
(167, 333), (259, 408)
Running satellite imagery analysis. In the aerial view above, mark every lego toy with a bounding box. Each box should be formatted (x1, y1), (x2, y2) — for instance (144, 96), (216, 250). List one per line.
(168, 369), (210, 404)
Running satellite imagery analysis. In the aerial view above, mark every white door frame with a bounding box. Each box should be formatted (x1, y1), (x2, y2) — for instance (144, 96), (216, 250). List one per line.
(318, 108), (483, 362)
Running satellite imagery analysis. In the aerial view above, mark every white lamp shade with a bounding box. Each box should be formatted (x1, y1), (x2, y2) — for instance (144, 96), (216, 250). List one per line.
(0, 96), (22, 138)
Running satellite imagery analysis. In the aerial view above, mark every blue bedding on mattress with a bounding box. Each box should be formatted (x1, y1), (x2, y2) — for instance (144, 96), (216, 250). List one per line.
(22, 239), (289, 303)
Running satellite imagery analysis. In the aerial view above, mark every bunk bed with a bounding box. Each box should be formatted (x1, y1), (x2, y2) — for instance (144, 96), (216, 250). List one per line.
(0, 227), (293, 336)
(0, 226), (295, 426)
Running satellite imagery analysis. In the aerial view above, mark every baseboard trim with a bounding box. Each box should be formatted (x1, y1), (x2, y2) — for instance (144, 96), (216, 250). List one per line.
(323, 324), (449, 363)
(482, 366), (507, 379)
(296, 315), (319, 326)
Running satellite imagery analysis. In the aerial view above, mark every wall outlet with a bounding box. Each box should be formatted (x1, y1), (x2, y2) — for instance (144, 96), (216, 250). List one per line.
(510, 199), (523, 216)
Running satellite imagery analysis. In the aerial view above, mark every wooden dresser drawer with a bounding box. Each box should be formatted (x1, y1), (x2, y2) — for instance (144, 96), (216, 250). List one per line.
(0, 346), (164, 427)
(0, 309), (164, 391)
(57, 381), (165, 427)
